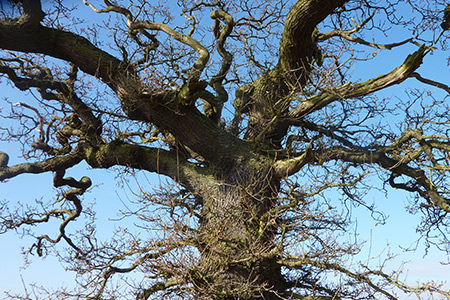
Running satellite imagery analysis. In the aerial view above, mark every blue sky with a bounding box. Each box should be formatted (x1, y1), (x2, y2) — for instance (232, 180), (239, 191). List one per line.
(1, 1), (450, 299)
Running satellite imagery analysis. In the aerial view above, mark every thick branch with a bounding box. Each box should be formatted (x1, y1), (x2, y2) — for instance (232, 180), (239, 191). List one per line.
(14, 0), (45, 26)
(242, 0), (348, 146)
(83, 141), (216, 193)
(279, 0), (347, 82)
(0, 18), (123, 89)
(288, 46), (427, 121)
(0, 7), (246, 167)
(273, 145), (313, 178)
(0, 150), (83, 181)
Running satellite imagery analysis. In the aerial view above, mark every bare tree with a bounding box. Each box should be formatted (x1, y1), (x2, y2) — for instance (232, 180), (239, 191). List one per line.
(1, 0), (450, 299)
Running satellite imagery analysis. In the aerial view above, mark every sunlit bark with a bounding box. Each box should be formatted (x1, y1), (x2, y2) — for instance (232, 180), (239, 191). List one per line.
(1, 0), (450, 299)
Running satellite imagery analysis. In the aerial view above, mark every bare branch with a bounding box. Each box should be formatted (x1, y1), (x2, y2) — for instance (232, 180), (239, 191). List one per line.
(322, 146), (450, 212)
(410, 72), (450, 94)
(288, 46), (427, 121)
(0, 150), (83, 181)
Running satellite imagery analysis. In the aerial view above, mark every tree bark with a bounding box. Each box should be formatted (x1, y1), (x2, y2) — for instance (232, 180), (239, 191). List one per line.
(242, 0), (347, 147)
(191, 151), (288, 299)
(7, 0), (443, 299)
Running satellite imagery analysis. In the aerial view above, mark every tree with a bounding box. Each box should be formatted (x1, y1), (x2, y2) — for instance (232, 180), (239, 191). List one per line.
(1, 0), (450, 299)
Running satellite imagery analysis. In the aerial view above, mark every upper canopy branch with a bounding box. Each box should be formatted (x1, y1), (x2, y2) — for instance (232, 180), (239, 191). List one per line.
(206, 8), (235, 122)
(0, 1), (246, 167)
(0, 17), (123, 91)
(288, 46), (427, 121)
(278, 0), (347, 82)
(129, 20), (210, 104)
(318, 8), (421, 50)
(410, 72), (450, 94)
(84, 0), (211, 105)
(83, 0), (133, 23)
(322, 32), (419, 50)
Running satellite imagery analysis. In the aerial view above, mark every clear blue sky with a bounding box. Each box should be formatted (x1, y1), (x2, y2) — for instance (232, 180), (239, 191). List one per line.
(1, 1), (450, 298)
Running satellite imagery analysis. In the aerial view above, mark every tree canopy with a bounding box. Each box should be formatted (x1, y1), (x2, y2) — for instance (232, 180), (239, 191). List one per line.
(1, 0), (450, 299)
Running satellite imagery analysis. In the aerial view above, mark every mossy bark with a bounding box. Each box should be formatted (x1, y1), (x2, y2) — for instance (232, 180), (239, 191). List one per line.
(192, 153), (288, 299)
(0, 1), (357, 298)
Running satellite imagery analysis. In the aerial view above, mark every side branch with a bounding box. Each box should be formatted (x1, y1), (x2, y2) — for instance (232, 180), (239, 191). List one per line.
(319, 26), (420, 50)
(0, 63), (102, 134)
(137, 280), (180, 300)
(14, 0), (45, 27)
(288, 46), (427, 121)
(130, 20), (210, 104)
(323, 147), (450, 212)
(280, 254), (450, 297)
(206, 8), (235, 122)
(0, 150), (83, 182)
(410, 72), (450, 94)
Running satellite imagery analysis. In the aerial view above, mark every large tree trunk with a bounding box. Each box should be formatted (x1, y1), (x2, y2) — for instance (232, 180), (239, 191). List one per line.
(193, 153), (287, 299)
